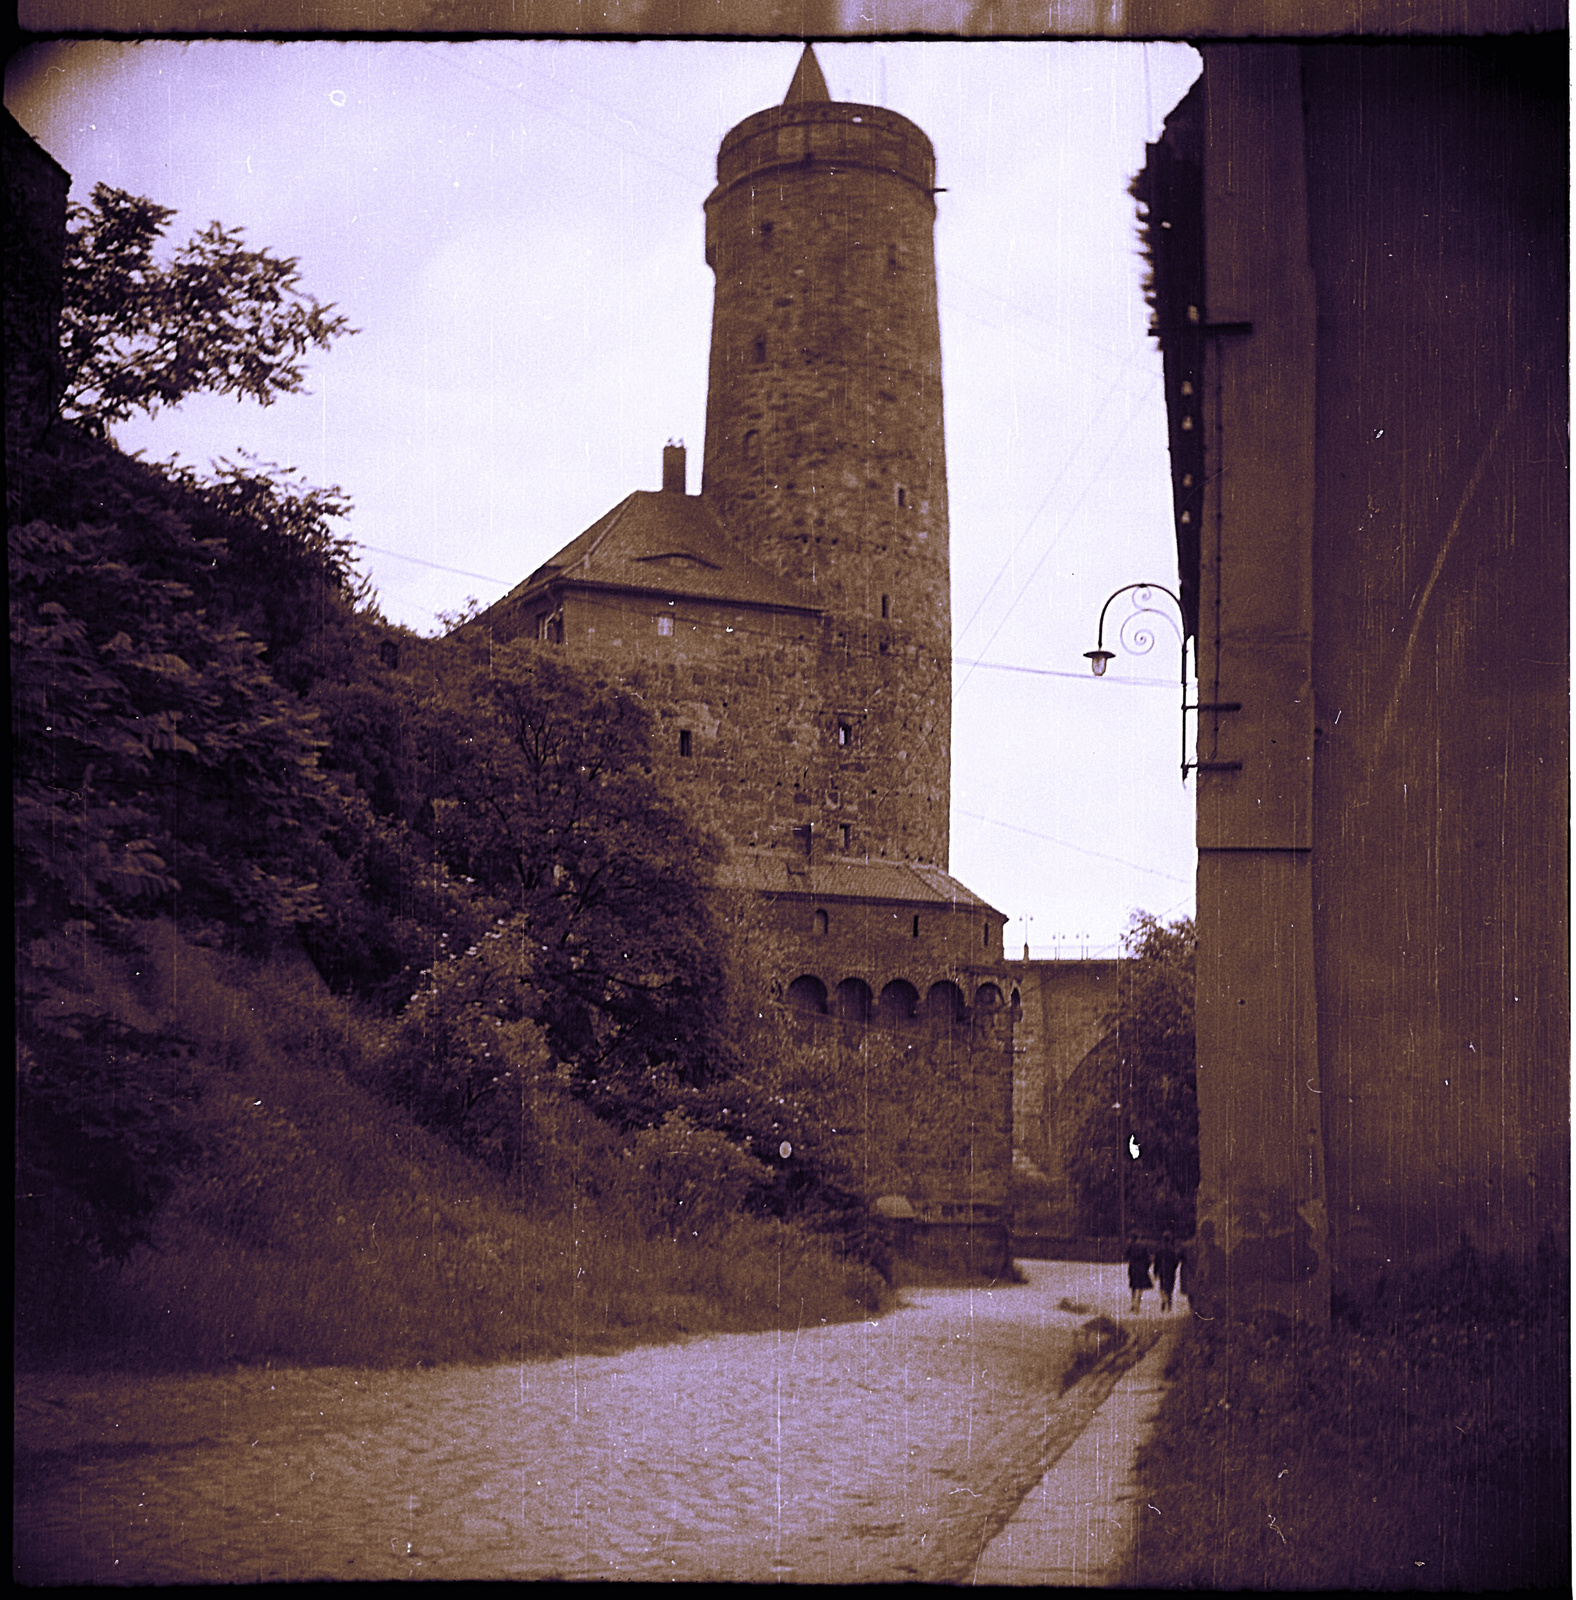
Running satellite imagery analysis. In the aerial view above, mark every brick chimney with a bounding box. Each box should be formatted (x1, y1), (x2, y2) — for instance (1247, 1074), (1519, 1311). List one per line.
(662, 440), (686, 494)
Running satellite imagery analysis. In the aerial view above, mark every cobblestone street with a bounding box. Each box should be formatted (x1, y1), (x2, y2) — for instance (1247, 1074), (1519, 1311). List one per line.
(15, 1262), (1157, 1584)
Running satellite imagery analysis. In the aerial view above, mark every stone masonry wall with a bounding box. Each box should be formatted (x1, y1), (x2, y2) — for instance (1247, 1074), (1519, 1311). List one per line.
(1005, 959), (1120, 1182)
(732, 885), (1014, 1217)
(486, 583), (949, 865)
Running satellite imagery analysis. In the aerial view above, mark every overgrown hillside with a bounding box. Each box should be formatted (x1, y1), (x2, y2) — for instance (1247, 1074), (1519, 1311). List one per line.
(18, 922), (884, 1371)
(13, 178), (889, 1371)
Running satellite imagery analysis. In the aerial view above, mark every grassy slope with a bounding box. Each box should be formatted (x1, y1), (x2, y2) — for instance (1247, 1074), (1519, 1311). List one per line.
(16, 925), (887, 1373)
(1131, 1257), (1570, 1590)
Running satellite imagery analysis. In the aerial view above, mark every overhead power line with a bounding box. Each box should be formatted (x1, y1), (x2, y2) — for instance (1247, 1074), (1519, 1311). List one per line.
(957, 809), (1194, 884)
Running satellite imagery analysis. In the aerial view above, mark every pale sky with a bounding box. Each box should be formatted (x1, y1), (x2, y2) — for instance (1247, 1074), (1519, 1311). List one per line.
(8, 38), (1202, 958)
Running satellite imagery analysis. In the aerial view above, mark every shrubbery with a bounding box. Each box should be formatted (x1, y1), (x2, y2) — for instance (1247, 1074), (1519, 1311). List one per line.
(16, 925), (888, 1372)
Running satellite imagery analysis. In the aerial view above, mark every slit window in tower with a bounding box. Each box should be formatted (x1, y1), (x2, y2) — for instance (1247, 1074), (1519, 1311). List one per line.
(836, 721), (852, 748)
(752, 333), (767, 364)
(895, 485), (906, 508)
(886, 242), (898, 276)
(743, 429), (760, 462)
(813, 908), (828, 936)
(679, 729), (693, 758)
(880, 594), (890, 619)
(840, 823), (852, 851)
(760, 220), (774, 248)
(912, 915), (921, 938)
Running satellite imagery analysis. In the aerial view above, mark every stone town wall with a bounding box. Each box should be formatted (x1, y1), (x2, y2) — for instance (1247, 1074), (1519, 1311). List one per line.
(729, 884), (1013, 1222)
(1004, 958), (1120, 1180)
(774, 1003), (1014, 1217)
(483, 584), (950, 865)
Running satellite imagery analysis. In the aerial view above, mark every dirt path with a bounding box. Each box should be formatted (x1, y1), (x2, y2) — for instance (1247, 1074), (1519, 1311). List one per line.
(15, 1261), (1154, 1583)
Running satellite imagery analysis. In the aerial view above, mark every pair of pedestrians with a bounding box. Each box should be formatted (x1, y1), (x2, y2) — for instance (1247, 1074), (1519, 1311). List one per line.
(1125, 1231), (1183, 1314)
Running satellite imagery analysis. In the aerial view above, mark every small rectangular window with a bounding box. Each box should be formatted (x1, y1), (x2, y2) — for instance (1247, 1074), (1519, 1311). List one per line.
(840, 824), (852, 851)
(679, 729), (693, 758)
(880, 594), (889, 619)
(912, 915), (920, 938)
(656, 615), (673, 637)
(836, 721), (852, 747)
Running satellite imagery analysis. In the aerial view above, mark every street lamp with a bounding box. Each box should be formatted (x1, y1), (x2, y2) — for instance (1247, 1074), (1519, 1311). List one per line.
(1085, 582), (1242, 780)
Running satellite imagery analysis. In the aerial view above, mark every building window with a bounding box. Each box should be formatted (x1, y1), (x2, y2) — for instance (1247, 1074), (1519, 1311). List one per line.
(743, 429), (760, 462)
(895, 485), (906, 508)
(912, 915), (920, 938)
(378, 640), (400, 669)
(982, 919), (990, 947)
(656, 614), (673, 636)
(886, 242), (899, 276)
(679, 729), (693, 758)
(836, 721), (852, 747)
(813, 908), (828, 936)
(880, 593), (890, 619)
(760, 220), (774, 247)
(840, 823), (852, 851)
(752, 333), (767, 364)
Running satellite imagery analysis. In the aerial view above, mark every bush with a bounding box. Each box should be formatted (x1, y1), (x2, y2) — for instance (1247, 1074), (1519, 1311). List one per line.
(15, 922), (890, 1373)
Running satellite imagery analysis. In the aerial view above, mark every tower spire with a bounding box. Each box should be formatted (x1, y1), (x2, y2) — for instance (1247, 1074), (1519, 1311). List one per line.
(783, 44), (830, 105)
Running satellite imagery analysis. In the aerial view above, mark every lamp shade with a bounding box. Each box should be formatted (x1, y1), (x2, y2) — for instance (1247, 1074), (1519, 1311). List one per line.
(1084, 649), (1115, 677)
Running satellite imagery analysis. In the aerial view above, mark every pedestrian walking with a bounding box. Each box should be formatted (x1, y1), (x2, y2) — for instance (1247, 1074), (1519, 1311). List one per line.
(1124, 1233), (1152, 1315)
(1153, 1230), (1182, 1313)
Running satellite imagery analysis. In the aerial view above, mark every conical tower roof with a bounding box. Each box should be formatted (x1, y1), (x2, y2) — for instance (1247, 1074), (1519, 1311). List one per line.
(783, 44), (830, 105)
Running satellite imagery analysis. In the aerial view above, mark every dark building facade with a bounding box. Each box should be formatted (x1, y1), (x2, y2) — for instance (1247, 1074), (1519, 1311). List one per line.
(1137, 40), (1567, 1321)
(481, 49), (1014, 1270)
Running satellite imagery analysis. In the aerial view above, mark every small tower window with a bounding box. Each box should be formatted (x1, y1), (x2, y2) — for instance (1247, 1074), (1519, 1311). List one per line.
(656, 615), (673, 637)
(895, 485), (906, 509)
(760, 220), (774, 247)
(836, 721), (853, 748)
(886, 242), (899, 275)
(752, 333), (767, 365)
(813, 908), (828, 936)
(840, 823), (852, 851)
(982, 919), (990, 947)
(743, 429), (760, 462)
(679, 729), (693, 758)
(912, 915), (921, 938)
(880, 594), (890, 619)
(379, 640), (400, 669)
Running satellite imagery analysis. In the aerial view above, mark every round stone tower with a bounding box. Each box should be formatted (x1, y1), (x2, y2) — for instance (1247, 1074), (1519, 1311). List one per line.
(701, 46), (951, 867)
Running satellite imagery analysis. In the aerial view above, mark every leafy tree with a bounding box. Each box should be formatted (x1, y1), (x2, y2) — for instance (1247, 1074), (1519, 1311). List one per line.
(1062, 912), (1198, 1235)
(59, 184), (353, 433)
(10, 442), (331, 943)
(12, 183), (365, 1262)
(414, 637), (735, 1126)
